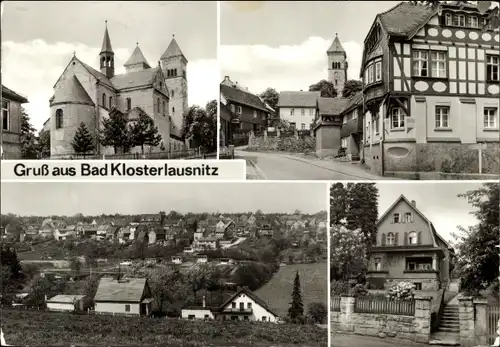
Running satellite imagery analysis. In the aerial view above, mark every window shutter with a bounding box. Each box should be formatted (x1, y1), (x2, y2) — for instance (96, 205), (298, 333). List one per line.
(412, 213), (414, 223)
(390, 215), (394, 224)
(394, 233), (399, 245)
(381, 233), (386, 246)
(404, 232), (408, 245)
(417, 231), (422, 244)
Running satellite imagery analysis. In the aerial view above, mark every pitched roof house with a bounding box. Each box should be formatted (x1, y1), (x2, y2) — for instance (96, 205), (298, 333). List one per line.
(1, 85), (28, 159)
(366, 195), (454, 291)
(94, 277), (153, 316)
(278, 91), (321, 130)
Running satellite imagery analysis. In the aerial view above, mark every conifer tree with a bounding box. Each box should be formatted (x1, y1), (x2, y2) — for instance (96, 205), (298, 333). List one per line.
(288, 270), (304, 323)
(71, 122), (95, 157)
(98, 110), (130, 154)
(129, 111), (162, 153)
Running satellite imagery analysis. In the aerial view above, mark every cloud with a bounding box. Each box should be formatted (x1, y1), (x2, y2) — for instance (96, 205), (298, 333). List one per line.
(2, 39), (217, 131)
(220, 36), (363, 95)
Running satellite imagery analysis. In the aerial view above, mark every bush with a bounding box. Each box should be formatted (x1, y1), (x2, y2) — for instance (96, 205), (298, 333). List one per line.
(387, 281), (415, 300)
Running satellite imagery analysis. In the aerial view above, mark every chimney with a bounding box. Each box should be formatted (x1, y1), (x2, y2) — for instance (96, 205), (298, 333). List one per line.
(202, 295), (206, 308)
(411, 200), (416, 207)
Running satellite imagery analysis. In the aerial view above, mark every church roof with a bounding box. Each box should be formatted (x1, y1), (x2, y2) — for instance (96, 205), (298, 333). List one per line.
(52, 75), (94, 106)
(327, 34), (345, 53)
(77, 58), (114, 89)
(100, 24), (113, 54)
(161, 37), (186, 60)
(110, 66), (161, 90)
(124, 45), (151, 68)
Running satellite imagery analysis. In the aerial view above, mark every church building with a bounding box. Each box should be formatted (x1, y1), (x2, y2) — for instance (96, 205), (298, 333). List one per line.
(327, 33), (348, 98)
(49, 22), (189, 158)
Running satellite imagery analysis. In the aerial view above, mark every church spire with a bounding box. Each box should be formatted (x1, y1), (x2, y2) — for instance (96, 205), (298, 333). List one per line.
(99, 20), (115, 78)
(327, 33), (346, 54)
(160, 35), (187, 62)
(124, 43), (151, 72)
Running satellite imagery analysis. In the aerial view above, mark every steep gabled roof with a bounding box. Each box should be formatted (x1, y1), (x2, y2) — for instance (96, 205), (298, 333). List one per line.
(124, 45), (151, 69)
(100, 24), (113, 54)
(52, 76), (94, 106)
(219, 287), (279, 317)
(161, 37), (187, 61)
(76, 58), (114, 89)
(94, 277), (149, 302)
(378, 2), (436, 38)
(220, 84), (269, 112)
(278, 91), (321, 108)
(327, 34), (345, 53)
(340, 92), (363, 114)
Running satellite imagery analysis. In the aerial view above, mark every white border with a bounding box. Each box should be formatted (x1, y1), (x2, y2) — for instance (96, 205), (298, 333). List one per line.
(216, 0), (221, 159)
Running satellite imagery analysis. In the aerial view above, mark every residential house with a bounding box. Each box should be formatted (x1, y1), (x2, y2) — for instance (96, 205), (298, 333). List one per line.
(54, 225), (76, 240)
(220, 77), (270, 135)
(97, 224), (113, 241)
(339, 92), (364, 160)
(147, 225), (165, 244)
(360, 1), (499, 176)
(46, 294), (86, 312)
(278, 91), (321, 130)
(215, 220), (235, 239)
(1, 85), (28, 159)
(246, 214), (257, 225)
(220, 96), (235, 147)
(193, 237), (219, 251)
(217, 287), (279, 322)
(314, 97), (349, 156)
(366, 195), (454, 291)
(181, 295), (216, 320)
(24, 225), (38, 236)
(171, 255), (183, 264)
(93, 277), (154, 316)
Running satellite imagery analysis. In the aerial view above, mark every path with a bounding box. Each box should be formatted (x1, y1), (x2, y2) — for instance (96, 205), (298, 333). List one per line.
(236, 149), (391, 180)
(331, 334), (427, 347)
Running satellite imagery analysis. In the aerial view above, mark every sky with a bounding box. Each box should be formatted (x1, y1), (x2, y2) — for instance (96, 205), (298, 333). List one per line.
(376, 182), (485, 245)
(1, 1), (218, 131)
(1, 182), (328, 216)
(219, 1), (400, 95)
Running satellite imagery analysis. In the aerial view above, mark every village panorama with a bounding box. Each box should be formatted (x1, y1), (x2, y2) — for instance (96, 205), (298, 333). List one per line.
(0, 182), (328, 346)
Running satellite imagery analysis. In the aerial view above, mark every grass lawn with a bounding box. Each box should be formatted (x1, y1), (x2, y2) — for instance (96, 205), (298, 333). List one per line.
(1, 309), (327, 346)
(256, 262), (327, 317)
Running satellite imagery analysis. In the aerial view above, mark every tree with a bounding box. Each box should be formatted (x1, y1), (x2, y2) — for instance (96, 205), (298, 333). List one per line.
(98, 109), (130, 154)
(307, 302), (327, 324)
(181, 101), (217, 153)
(129, 112), (162, 154)
(330, 183), (348, 225)
(276, 119), (294, 133)
(71, 122), (95, 157)
(20, 108), (39, 159)
(309, 79), (337, 98)
(259, 87), (279, 111)
(288, 270), (304, 323)
(330, 225), (367, 281)
(69, 256), (82, 276)
(412, 1), (500, 33)
(37, 130), (51, 158)
(452, 183), (499, 295)
(341, 80), (363, 98)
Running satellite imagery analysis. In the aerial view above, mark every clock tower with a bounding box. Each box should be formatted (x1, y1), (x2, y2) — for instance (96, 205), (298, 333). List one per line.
(327, 33), (348, 98)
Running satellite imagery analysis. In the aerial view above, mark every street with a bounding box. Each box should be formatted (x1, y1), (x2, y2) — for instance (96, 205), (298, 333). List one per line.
(236, 149), (389, 180)
(331, 334), (427, 347)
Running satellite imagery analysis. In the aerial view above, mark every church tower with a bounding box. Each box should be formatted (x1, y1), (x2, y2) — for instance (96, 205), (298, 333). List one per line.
(327, 33), (348, 97)
(160, 35), (188, 138)
(99, 21), (115, 78)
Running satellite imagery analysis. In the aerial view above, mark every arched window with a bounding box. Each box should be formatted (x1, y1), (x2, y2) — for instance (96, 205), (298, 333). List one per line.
(387, 232), (394, 245)
(102, 93), (106, 108)
(172, 107), (175, 115)
(408, 231), (418, 244)
(163, 101), (166, 116)
(101, 57), (105, 68)
(56, 109), (63, 129)
(174, 69), (177, 77)
(109, 96), (113, 108)
(334, 79), (338, 86)
(171, 90), (175, 98)
(157, 98), (160, 113)
(126, 98), (131, 111)
(160, 82), (163, 89)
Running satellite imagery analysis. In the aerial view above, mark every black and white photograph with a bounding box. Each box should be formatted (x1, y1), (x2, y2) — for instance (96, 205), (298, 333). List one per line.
(1, 1), (218, 160)
(219, 1), (499, 180)
(0, 182), (328, 346)
(329, 181), (500, 347)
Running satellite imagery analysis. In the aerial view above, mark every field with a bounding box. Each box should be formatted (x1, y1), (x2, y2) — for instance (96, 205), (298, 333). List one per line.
(256, 262), (327, 317)
(1, 309), (327, 346)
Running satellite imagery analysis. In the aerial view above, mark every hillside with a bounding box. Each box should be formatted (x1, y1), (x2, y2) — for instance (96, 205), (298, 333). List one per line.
(255, 262), (327, 317)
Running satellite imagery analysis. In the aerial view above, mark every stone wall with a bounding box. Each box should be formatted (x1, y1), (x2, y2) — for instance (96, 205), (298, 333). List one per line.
(458, 297), (489, 347)
(248, 131), (315, 153)
(330, 296), (432, 344)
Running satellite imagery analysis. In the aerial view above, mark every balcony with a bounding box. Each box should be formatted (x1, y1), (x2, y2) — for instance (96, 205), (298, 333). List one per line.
(340, 116), (363, 137)
(224, 307), (253, 314)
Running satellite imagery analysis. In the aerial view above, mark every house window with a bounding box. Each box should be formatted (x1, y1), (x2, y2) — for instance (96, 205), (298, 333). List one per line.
(374, 257), (381, 271)
(171, 90), (175, 98)
(366, 122), (371, 139)
(126, 98), (131, 111)
(404, 212), (413, 223)
(364, 68), (369, 85)
(484, 108), (498, 129)
(435, 106), (450, 128)
(109, 96), (113, 108)
(231, 302), (236, 308)
(290, 122), (296, 129)
(414, 283), (422, 290)
(375, 62), (382, 81)
(188, 314), (195, 320)
(172, 107), (175, 115)
(387, 232), (395, 245)
(445, 13), (452, 26)
(157, 98), (160, 113)
(301, 123), (305, 130)
(262, 316), (267, 322)
(204, 314), (209, 320)
(243, 315), (249, 321)
(248, 302), (252, 309)
(468, 16), (478, 28)
(368, 64), (374, 84)
(374, 116), (380, 134)
(231, 316), (238, 321)
(163, 101), (166, 115)
(2, 100), (9, 131)
(408, 231), (418, 244)
(301, 109), (305, 116)
(102, 93), (107, 108)
(341, 137), (348, 148)
(253, 110), (257, 118)
(159, 81), (163, 89)
(56, 109), (63, 129)
(236, 106), (242, 115)
(335, 79), (338, 86)
(413, 50), (429, 77)
(352, 109), (358, 120)
(290, 108), (295, 116)
(391, 108), (405, 129)
(125, 304), (130, 312)
(431, 51), (446, 78)
(309, 109), (314, 116)
(392, 213), (400, 223)
(486, 55), (499, 81)
(453, 14), (465, 27)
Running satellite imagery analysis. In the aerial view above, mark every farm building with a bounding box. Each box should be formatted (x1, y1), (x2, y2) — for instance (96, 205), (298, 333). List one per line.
(46, 294), (86, 312)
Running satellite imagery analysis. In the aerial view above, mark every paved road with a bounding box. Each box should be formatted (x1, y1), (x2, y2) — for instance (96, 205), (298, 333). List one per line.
(236, 150), (386, 180)
(331, 334), (427, 347)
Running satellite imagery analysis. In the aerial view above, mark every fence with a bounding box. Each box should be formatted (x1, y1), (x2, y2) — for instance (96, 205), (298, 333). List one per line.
(488, 305), (500, 345)
(331, 296), (341, 312)
(63, 149), (202, 160)
(354, 296), (415, 316)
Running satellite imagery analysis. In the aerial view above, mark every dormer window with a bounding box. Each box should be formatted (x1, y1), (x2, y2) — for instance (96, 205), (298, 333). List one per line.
(468, 16), (478, 28)
(445, 13), (452, 26)
(452, 14), (465, 27)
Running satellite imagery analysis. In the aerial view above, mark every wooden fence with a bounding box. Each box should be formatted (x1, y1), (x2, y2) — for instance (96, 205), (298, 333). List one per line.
(488, 305), (500, 345)
(331, 296), (341, 312)
(62, 149), (202, 160)
(354, 296), (415, 316)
